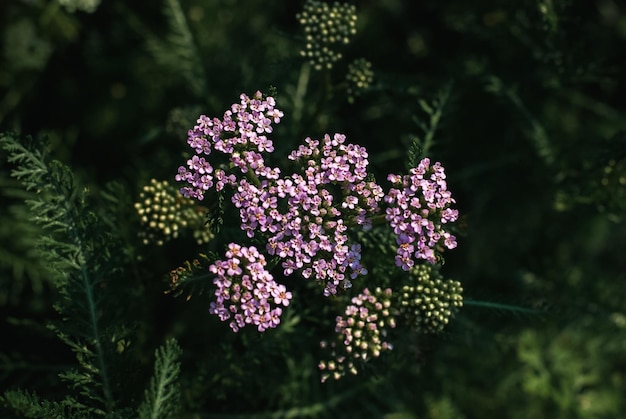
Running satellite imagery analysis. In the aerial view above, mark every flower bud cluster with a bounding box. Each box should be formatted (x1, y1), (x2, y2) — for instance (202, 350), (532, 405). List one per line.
(346, 58), (374, 102)
(297, 0), (358, 70)
(176, 91), (284, 200)
(319, 287), (396, 382)
(399, 264), (463, 333)
(135, 179), (212, 246)
(209, 243), (292, 333)
(385, 157), (459, 269)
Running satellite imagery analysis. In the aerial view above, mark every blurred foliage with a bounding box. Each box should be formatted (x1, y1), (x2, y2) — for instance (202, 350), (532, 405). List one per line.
(1, 0), (625, 417)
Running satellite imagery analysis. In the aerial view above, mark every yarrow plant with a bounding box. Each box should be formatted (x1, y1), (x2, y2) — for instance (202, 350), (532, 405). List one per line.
(385, 159), (459, 267)
(296, 0), (358, 70)
(346, 58), (374, 103)
(173, 90), (461, 380)
(209, 243), (292, 333)
(135, 178), (213, 246)
(398, 264), (463, 334)
(175, 91), (284, 201)
(319, 287), (396, 382)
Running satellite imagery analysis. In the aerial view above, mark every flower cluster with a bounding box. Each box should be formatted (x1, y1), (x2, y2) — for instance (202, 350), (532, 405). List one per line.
(398, 264), (463, 333)
(296, 0), (358, 70)
(175, 91), (284, 200)
(209, 243), (292, 332)
(385, 157), (459, 268)
(134, 179), (212, 246)
(227, 133), (384, 296)
(174, 91), (461, 355)
(267, 133), (383, 295)
(346, 58), (374, 102)
(319, 287), (396, 382)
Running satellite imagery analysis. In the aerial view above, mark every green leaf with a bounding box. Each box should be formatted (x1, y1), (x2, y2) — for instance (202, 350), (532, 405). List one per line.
(138, 339), (182, 419)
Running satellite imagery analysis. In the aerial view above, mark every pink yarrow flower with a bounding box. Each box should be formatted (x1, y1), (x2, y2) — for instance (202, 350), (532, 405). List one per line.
(209, 243), (292, 332)
(177, 91), (283, 200)
(384, 158), (458, 268)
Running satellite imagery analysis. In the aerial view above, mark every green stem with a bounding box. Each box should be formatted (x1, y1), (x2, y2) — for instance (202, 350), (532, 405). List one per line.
(464, 299), (544, 315)
(292, 62), (311, 128)
(309, 69), (331, 131)
(60, 197), (115, 415)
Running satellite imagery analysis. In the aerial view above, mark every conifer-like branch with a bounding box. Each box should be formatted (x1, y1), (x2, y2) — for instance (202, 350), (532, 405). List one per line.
(138, 339), (182, 419)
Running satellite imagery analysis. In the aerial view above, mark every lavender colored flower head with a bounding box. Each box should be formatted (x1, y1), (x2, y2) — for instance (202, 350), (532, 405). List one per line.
(176, 91), (284, 200)
(384, 157), (458, 268)
(209, 243), (292, 332)
(240, 133), (385, 296)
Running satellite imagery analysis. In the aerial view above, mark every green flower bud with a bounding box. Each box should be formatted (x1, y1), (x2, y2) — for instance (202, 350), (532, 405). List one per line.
(398, 264), (463, 333)
(135, 179), (213, 246)
(296, 0), (358, 70)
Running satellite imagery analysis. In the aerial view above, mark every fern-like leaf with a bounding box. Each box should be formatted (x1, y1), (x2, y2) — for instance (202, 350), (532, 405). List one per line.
(145, 0), (207, 96)
(138, 339), (182, 419)
(407, 82), (452, 168)
(1, 133), (127, 416)
(1, 389), (85, 419)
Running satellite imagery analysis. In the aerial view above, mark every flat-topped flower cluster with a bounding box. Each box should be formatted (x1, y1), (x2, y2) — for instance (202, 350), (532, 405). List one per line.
(176, 91), (458, 335)
(385, 158), (459, 267)
(176, 91), (284, 200)
(209, 243), (292, 333)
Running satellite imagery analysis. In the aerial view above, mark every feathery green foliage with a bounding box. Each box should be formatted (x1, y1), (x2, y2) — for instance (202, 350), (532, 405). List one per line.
(1, 1), (625, 417)
(144, 0), (207, 97)
(407, 83), (452, 169)
(1, 389), (84, 419)
(138, 339), (182, 419)
(1, 133), (125, 416)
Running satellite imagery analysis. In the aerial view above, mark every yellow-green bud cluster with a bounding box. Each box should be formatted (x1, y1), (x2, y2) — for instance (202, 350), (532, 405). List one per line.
(134, 179), (213, 246)
(346, 58), (373, 102)
(318, 287), (396, 382)
(399, 264), (463, 333)
(297, 0), (358, 71)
